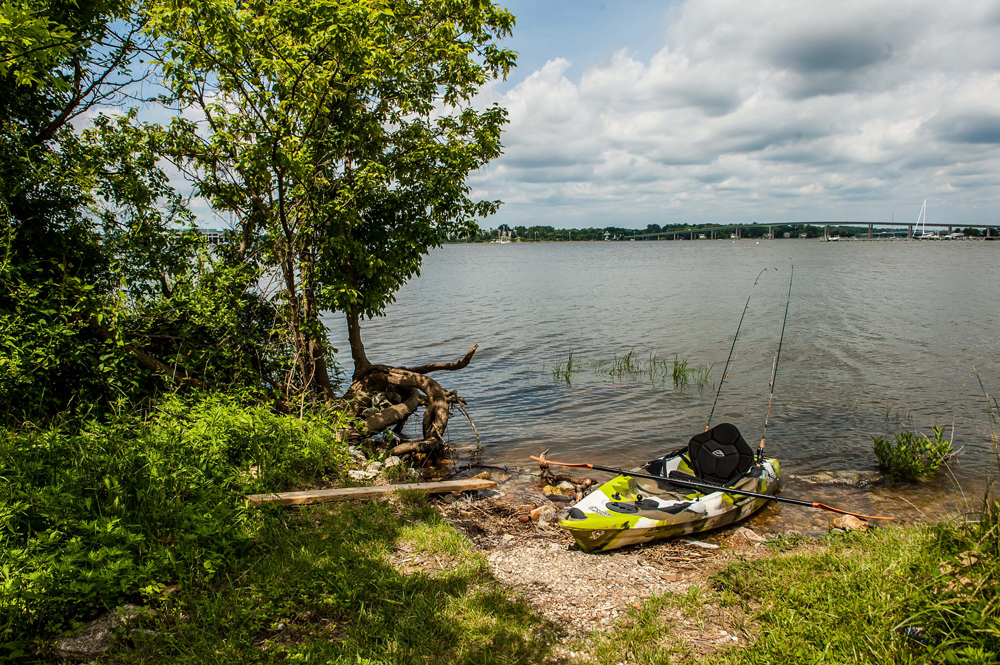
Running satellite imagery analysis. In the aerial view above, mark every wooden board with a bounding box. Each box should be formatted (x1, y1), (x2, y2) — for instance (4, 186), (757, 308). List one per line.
(246, 478), (498, 506)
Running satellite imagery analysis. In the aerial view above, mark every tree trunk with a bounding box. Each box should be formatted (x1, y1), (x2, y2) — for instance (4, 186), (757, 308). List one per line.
(347, 306), (371, 380)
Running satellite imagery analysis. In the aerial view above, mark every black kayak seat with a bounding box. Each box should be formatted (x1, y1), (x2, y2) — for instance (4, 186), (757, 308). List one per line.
(687, 423), (755, 486)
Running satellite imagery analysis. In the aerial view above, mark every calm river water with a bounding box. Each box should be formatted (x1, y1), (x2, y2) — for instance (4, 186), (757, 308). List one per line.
(326, 239), (1000, 531)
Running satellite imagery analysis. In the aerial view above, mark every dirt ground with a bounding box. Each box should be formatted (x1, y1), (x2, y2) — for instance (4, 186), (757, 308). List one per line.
(427, 481), (784, 663)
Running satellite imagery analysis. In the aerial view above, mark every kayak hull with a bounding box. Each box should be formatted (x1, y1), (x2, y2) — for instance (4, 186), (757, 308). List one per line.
(558, 456), (780, 553)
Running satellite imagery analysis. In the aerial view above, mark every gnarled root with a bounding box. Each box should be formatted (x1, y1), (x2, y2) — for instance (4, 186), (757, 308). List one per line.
(346, 345), (478, 458)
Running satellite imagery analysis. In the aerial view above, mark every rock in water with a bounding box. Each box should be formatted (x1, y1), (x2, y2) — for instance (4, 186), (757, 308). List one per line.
(471, 471), (491, 480)
(732, 526), (767, 543)
(829, 515), (870, 532)
(542, 483), (575, 499)
(54, 605), (142, 660)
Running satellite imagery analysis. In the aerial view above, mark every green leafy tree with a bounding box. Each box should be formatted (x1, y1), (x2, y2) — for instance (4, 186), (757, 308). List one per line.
(1, 0), (287, 422)
(149, 0), (515, 451)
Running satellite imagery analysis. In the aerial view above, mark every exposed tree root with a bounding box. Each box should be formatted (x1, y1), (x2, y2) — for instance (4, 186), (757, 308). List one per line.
(345, 344), (479, 459)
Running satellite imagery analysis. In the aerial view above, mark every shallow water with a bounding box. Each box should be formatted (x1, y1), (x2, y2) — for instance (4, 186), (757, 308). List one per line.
(325, 239), (1000, 530)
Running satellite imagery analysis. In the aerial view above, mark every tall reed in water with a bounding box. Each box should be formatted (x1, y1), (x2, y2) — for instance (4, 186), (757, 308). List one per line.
(551, 350), (576, 384)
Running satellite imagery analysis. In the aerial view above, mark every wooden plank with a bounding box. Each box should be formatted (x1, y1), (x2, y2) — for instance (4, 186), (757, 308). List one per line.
(246, 478), (498, 507)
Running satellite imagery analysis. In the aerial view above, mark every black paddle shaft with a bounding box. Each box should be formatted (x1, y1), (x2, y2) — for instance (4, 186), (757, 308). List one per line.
(586, 463), (814, 508)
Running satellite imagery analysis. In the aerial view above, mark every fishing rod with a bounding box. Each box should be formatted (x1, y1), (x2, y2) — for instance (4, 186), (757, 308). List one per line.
(758, 264), (793, 460)
(705, 267), (777, 431)
(530, 455), (893, 520)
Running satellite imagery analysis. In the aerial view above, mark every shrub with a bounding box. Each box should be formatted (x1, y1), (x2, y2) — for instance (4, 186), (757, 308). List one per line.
(872, 426), (953, 480)
(0, 394), (349, 644)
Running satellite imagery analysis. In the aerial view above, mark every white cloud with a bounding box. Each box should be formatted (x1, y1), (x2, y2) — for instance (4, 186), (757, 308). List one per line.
(473, 0), (1000, 227)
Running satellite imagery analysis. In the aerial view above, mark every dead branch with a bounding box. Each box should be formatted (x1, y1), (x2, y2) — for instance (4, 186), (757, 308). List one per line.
(389, 436), (444, 457)
(454, 399), (481, 448)
(403, 344), (478, 375)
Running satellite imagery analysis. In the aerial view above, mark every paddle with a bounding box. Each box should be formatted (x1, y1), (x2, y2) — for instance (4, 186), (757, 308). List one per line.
(531, 454), (894, 520)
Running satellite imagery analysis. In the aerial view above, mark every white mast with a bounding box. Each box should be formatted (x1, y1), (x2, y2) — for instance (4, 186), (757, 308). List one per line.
(916, 199), (927, 237)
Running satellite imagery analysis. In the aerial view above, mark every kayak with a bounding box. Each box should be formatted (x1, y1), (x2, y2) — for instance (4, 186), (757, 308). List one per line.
(558, 423), (780, 553)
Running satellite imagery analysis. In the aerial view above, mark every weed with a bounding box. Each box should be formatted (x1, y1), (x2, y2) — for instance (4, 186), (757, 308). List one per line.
(551, 350), (576, 384)
(672, 354), (689, 389)
(872, 426), (954, 480)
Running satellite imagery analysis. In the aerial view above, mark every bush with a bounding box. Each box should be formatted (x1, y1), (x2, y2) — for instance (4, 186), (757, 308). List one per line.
(0, 394), (349, 644)
(872, 426), (953, 480)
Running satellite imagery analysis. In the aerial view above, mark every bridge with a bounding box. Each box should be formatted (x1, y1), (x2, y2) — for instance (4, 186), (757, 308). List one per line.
(628, 220), (999, 241)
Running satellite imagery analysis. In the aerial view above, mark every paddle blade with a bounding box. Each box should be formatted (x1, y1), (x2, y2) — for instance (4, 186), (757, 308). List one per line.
(813, 502), (894, 520)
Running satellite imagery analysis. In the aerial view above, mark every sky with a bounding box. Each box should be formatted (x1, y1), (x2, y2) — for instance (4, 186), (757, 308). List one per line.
(469, 0), (1000, 228)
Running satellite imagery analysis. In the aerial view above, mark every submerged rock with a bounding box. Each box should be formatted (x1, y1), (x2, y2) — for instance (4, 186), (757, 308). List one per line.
(793, 471), (883, 487)
(829, 515), (871, 532)
(728, 526), (767, 545)
(542, 483), (575, 499)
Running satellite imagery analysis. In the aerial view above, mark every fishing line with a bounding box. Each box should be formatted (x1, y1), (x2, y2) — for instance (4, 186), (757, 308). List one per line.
(705, 266), (777, 431)
(531, 454), (893, 520)
(758, 263), (793, 459)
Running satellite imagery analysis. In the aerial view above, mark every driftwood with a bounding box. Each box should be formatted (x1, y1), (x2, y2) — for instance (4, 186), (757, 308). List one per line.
(246, 478), (497, 506)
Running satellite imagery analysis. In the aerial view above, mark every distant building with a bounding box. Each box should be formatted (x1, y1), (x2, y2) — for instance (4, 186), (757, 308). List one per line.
(201, 229), (224, 245)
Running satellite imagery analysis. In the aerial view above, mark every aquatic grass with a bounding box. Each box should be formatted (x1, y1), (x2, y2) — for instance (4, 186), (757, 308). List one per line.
(550, 350), (576, 384)
(547, 349), (712, 391)
(672, 354), (690, 389)
(690, 363), (715, 391)
(672, 355), (714, 392)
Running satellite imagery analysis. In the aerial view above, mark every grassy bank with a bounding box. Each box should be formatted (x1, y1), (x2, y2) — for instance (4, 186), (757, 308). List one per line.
(590, 522), (998, 665)
(0, 394), (353, 658)
(3, 397), (997, 664)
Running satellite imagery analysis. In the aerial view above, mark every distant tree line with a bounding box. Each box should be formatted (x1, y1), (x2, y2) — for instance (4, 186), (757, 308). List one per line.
(451, 222), (998, 242)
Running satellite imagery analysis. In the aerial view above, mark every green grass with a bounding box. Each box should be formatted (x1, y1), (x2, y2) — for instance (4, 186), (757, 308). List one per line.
(100, 500), (557, 665)
(582, 497), (999, 665)
(583, 528), (951, 665)
(0, 395), (559, 663)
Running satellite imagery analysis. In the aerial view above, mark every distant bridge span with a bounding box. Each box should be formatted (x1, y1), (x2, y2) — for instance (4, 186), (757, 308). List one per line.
(628, 220), (999, 240)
